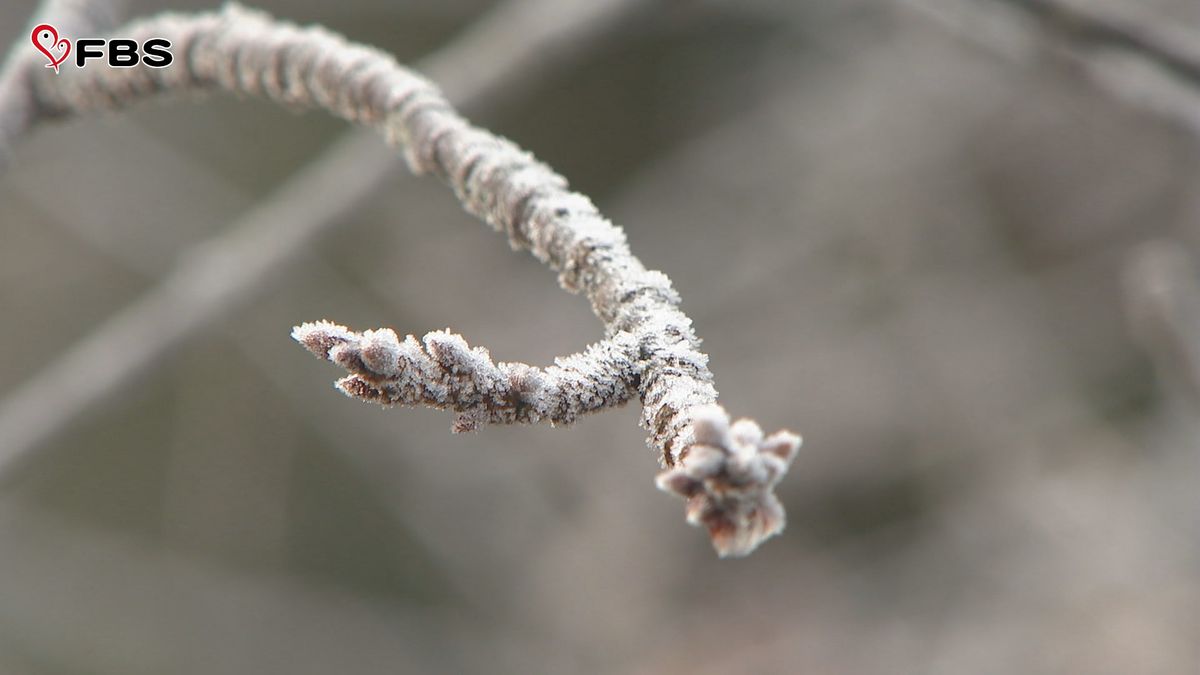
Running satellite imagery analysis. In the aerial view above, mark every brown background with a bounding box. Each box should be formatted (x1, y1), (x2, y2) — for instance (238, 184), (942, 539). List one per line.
(1, 0), (1198, 672)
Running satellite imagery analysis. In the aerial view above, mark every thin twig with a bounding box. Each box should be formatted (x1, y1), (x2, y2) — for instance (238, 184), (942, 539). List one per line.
(992, 0), (1200, 85)
(908, 0), (1200, 134)
(1123, 240), (1200, 409)
(4, 4), (799, 555)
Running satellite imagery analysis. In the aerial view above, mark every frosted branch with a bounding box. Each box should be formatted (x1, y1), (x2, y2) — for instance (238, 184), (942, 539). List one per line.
(0, 0), (642, 484)
(14, 4), (800, 555)
(655, 406), (800, 557)
(294, 322), (641, 432)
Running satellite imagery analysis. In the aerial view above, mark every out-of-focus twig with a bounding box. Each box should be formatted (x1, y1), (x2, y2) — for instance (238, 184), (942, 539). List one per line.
(0, 0), (649, 475)
(993, 0), (1200, 85)
(907, 0), (1200, 134)
(1123, 240), (1200, 408)
(908, 0), (1200, 406)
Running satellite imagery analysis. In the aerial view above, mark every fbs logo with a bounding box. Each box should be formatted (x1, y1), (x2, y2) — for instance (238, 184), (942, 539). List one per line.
(31, 24), (173, 74)
(31, 24), (69, 73)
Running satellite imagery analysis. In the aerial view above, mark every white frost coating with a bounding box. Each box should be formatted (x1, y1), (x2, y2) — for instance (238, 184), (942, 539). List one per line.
(30, 4), (800, 556)
(655, 405), (802, 557)
(293, 322), (641, 433)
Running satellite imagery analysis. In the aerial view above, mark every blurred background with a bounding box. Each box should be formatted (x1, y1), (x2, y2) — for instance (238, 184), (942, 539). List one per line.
(2, 0), (1200, 672)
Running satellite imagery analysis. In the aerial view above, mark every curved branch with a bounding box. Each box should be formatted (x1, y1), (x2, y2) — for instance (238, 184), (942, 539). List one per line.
(21, 4), (800, 556)
(0, 0), (646, 482)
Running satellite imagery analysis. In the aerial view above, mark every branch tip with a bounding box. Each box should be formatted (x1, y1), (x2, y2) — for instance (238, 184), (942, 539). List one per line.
(657, 405), (801, 557)
(291, 320), (353, 360)
(294, 321), (640, 431)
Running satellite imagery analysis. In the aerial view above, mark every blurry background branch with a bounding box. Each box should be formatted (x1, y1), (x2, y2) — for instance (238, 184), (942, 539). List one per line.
(997, 0), (1200, 83)
(909, 0), (1200, 134)
(908, 0), (1200, 415)
(1123, 240), (1200, 408)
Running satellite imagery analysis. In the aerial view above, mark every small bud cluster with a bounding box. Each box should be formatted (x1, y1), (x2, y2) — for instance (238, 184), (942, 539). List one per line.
(656, 405), (801, 557)
(292, 320), (641, 432)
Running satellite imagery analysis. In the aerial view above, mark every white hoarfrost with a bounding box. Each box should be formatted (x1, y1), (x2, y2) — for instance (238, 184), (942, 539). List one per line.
(35, 5), (800, 555)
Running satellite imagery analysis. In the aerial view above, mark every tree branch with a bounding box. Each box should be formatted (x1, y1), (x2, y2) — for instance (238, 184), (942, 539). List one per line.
(909, 0), (1200, 134)
(1123, 240), (1200, 410)
(10, 4), (799, 556)
(293, 322), (642, 432)
(991, 0), (1200, 86)
(0, 0), (647, 487)
(0, 0), (648, 479)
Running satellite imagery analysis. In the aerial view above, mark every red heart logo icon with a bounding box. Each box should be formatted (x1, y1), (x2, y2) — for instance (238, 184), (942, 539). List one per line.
(31, 24), (70, 74)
